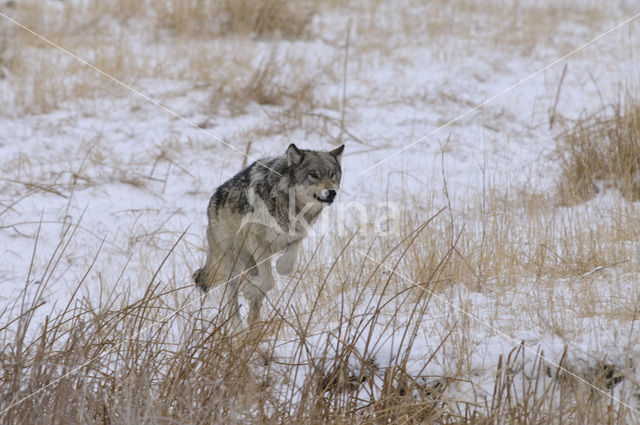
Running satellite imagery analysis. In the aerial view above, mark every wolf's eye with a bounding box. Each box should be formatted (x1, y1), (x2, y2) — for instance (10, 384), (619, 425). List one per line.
(329, 172), (336, 179)
(309, 172), (319, 179)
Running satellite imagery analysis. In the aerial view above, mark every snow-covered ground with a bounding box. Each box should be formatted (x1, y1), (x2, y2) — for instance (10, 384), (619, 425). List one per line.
(2, 0), (640, 419)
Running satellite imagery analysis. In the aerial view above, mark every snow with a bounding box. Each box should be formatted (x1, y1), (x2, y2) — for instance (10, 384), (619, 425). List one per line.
(2, 0), (640, 415)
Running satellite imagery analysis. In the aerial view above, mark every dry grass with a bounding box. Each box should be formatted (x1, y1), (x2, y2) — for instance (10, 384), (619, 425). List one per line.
(344, 0), (625, 60)
(423, 0), (611, 54)
(555, 98), (640, 204)
(1, 180), (639, 423)
(206, 50), (319, 120)
(3, 0), (628, 116)
(2, 0), (640, 423)
(7, 0), (314, 39)
(154, 0), (314, 38)
(1, 0), (319, 116)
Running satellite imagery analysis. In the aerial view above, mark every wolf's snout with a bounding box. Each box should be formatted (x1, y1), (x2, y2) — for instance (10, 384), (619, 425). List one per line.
(315, 189), (337, 204)
(321, 189), (337, 201)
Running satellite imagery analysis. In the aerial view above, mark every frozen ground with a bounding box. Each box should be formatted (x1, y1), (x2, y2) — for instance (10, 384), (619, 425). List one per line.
(2, 0), (640, 418)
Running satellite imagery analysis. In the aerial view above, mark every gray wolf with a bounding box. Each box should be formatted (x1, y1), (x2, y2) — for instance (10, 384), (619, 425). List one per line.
(193, 143), (344, 327)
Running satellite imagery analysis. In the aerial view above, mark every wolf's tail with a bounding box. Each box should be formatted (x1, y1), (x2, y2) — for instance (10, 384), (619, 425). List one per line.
(193, 268), (209, 292)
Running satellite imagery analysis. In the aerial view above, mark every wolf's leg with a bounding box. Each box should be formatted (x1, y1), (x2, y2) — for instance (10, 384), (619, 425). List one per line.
(193, 267), (207, 291)
(276, 241), (300, 275)
(194, 250), (221, 292)
(244, 253), (276, 324)
(247, 288), (264, 325)
(226, 276), (243, 330)
(257, 258), (276, 291)
(220, 246), (255, 330)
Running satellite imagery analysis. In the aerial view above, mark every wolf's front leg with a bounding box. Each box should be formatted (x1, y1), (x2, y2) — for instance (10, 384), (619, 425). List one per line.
(247, 290), (264, 325)
(246, 259), (276, 324)
(276, 242), (300, 276)
(258, 259), (276, 290)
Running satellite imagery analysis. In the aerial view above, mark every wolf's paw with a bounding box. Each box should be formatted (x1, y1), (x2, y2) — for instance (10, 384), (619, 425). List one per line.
(193, 268), (209, 292)
(276, 256), (296, 275)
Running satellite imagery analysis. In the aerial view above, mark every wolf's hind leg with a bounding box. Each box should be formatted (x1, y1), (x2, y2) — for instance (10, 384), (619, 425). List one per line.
(222, 275), (244, 330)
(195, 249), (226, 292)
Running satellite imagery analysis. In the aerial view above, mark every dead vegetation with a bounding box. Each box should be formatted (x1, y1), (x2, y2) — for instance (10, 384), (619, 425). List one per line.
(7, 0), (314, 40)
(1, 180), (639, 423)
(1, 0), (319, 116)
(207, 50), (319, 120)
(2, 0), (640, 423)
(555, 98), (640, 204)
(153, 0), (314, 38)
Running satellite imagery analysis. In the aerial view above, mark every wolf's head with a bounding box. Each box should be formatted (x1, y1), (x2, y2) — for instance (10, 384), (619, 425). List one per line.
(286, 143), (344, 206)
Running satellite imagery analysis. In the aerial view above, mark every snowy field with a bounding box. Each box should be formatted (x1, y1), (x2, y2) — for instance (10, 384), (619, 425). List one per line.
(2, 0), (640, 423)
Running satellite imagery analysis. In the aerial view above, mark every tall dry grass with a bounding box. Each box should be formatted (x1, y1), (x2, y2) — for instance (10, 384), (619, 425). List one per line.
(1, 0), (319, 115)
(153, 0), (314, 38)
(1, 179), (639, 423)
(6, 0), (314, 39)
(555, 98), (640, 204)
(3, 0), (628, 116)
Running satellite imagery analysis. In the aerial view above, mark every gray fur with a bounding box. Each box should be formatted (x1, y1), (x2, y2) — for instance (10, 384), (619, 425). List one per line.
(194, 143), (344, 327)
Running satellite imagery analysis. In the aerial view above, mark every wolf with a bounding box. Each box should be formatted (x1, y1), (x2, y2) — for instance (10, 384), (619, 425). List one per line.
(193, 143), (344, 327)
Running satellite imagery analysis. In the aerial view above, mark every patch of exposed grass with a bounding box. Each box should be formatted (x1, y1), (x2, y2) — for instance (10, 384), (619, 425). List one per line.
(208, 50), (318, 117)
(153, 0), (314, 38)
(555, 98), (640, 204)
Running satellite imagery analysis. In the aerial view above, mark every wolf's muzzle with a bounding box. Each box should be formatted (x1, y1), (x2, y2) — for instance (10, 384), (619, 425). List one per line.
(315, 189), (337, 204)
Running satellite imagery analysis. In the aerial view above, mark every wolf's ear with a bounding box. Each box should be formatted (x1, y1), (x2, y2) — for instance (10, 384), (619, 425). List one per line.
(287, 143), (304, 167)
(330, 144), (345, 163)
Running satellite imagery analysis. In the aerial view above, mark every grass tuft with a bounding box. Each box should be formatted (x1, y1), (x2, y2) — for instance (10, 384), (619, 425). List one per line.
(555, 97), (640, 204)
